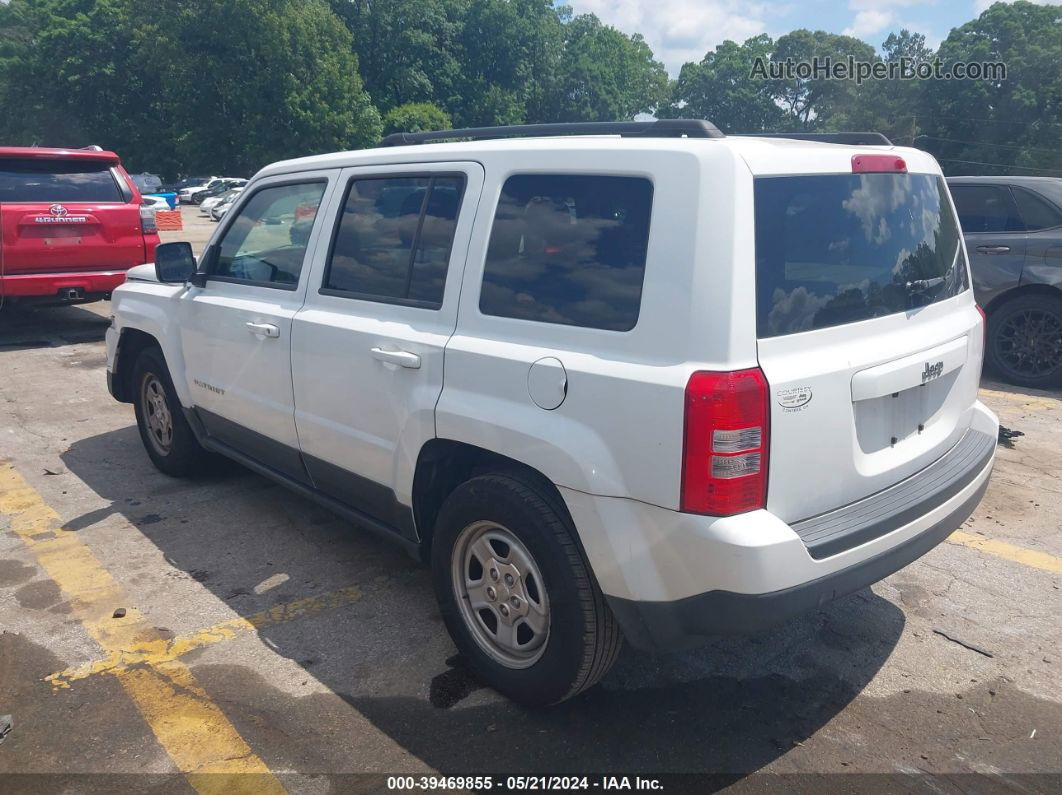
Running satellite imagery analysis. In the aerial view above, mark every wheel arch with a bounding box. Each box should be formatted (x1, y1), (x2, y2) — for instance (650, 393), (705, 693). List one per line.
(411, 439), (577, 561)
(113, 327), (163, 403)
(983, 282), (1062, 316)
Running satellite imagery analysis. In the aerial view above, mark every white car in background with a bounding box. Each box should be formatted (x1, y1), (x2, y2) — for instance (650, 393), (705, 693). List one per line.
(210, 194), (239, 221)
(179, 177), (242, 204)
(176, 177), (218, 204)
(141, 195), (170, 212)
(200, 187), (244, 216)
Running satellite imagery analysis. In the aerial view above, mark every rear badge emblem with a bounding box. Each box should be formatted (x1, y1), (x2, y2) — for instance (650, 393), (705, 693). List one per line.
(922, 361), (944, 383)
(34, 203), (87, 224)
(777, 387), (813, 411)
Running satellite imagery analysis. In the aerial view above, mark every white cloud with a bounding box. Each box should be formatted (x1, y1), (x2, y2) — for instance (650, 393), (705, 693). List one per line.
(841, 0), (950, 46)
(843, 9), (895, 37)
(569, 0), (769, 76)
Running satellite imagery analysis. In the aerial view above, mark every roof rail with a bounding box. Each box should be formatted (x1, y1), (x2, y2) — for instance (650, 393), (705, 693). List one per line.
(380, 119), (725, 147)
(745, 132), (893, 146)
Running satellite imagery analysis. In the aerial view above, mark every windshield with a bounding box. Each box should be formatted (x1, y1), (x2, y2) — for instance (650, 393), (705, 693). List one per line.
(754, 173), (968, 338)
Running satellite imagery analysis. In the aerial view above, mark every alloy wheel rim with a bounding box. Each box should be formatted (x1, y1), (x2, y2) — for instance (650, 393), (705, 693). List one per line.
(141, 373), (174, 455)
(996, 308), (1062, 379)
(451, 520), (550, 669)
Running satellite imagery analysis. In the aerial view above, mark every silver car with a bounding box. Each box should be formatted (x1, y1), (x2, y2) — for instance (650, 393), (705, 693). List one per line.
(210, 193), (238, 221)
(948, 176), (1062, 388)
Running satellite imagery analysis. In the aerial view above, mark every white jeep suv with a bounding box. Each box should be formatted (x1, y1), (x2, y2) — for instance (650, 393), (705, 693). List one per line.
(106, 120), (997, 705)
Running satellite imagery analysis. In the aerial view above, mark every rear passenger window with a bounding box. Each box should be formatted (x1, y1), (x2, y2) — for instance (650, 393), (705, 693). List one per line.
(480, 174), (653, 331)
(213, 182), (326, 287)
(950, 185), (1024, 234)
(323, 176), (464, 308)
(1013, 187), (1062, 231)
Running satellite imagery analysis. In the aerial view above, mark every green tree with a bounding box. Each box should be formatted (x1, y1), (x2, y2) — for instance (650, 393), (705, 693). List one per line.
(0, 0), (171, 169)
(919, 1), (1062, 176)
(162, 0), (381, 174)
(551, 14), (668, 121)
(381, 102), (452, 135)
(830, 30), (935, 145)
(327, 0), (466, 114)
(662, 35), (785, 133)
(326, 1), (671, 127)
(0, 0), (381, 176)
(450, 0), (564, 126)
(770, 29), (876, 129)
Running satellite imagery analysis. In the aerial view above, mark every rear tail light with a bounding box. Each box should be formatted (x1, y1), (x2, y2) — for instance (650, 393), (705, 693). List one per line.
(139, 205), (158, 235)
(681, 368), (769, 516)
(976, 304), (987, 350)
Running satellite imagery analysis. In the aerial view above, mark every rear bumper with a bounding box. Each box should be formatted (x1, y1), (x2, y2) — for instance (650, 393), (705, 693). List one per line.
(0, 269), (129, 298)
(608, 473), (989, 650)
(561, 401), (998, 651)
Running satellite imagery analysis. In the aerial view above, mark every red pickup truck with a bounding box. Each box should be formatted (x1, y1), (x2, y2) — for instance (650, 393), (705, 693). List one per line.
(0, 146), (159, 304)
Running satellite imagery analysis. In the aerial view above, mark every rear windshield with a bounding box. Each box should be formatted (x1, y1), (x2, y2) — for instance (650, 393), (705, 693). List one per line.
(754, 173), (968, 338)
(0, 158), (123, 203)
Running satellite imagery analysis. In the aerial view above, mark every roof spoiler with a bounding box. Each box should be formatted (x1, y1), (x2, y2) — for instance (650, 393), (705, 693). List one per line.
(742, 132), (893, 146)
(380, 119), (726, 147)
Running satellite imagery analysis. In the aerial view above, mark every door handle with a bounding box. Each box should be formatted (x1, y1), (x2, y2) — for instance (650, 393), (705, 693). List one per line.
(370, 347), (421, 369)
(976, 245), (1011, 254)
(245, 321), (280, 338)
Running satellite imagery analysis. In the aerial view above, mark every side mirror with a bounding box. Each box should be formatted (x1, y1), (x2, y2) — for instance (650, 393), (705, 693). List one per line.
(155, 242), (197, 283)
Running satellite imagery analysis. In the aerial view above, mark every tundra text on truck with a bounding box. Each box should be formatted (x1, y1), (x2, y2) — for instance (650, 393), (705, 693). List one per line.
(105, 121), (997, 706)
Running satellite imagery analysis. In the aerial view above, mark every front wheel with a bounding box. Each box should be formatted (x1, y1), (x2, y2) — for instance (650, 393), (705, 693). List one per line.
(132, 347), (208, 477)
(985, 293), (1062, 388)
(432, 474), (622, 706)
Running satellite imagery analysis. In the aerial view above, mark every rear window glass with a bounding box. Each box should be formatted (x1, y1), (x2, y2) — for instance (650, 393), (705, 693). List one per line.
(0, 158), (123, 202)
(1013, 187), (1062, 231)
(755, 174), (968, 338)
(480, 174), (653, 331)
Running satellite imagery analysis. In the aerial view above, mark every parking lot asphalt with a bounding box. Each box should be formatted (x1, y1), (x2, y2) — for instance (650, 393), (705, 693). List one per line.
(0, 208), (1059, 792)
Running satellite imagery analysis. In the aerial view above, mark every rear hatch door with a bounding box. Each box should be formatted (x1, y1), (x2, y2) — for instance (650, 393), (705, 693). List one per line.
(0, 156), (146, 276)
(749, 150), (984, 523)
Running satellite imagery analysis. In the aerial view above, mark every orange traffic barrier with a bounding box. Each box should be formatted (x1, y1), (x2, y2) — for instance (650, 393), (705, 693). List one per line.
(155, 210), (183, 231)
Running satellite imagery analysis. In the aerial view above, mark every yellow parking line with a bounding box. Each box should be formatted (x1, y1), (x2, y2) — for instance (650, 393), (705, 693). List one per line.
(0, 463), (286, 795)
(47, 584), (362, 688)
(949, 530), (1062, 574)
(978, 387), (1060, 411)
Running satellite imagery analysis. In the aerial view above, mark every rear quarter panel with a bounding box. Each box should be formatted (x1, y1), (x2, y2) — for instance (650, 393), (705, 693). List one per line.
(1021, 231), (1062, 292)
(437, 142), (758, 509)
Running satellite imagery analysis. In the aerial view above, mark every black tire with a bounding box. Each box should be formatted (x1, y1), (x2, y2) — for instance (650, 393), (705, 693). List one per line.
(985, 293), (1062, 389)
(132, 346), (207, 477)
(431, 473), (622, 706)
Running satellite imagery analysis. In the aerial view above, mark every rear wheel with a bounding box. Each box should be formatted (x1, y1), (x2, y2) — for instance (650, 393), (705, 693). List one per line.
(132, 347), (207, 476)
(431, 474), (622, 706)
(985, 293), (1062, 388)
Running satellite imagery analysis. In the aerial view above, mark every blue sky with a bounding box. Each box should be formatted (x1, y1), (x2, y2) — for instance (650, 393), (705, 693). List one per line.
(568, 0), (1061, 75)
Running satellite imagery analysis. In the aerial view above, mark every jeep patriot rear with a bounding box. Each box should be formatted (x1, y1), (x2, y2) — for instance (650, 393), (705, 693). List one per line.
(104, 120), (997, 705)
(0, 146), (159, 304)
